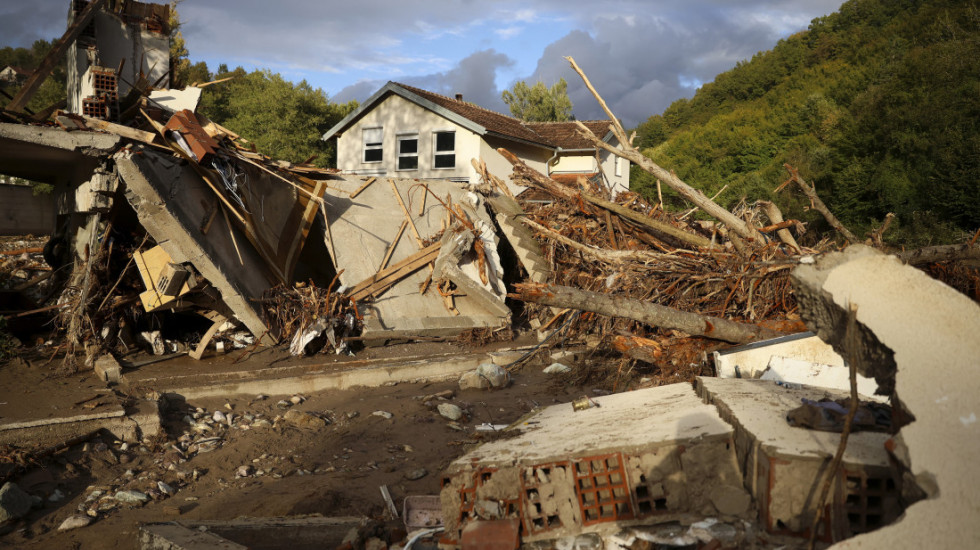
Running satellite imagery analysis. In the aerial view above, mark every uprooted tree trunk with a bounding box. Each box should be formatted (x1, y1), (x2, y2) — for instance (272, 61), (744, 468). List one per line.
(564, 56), (766, 248)
(511, 283), (783, 344)
(896, 242), (980, 265)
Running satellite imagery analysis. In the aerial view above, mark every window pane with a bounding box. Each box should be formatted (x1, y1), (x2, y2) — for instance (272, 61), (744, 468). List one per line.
(434, 153), (455, 168)
(399, 138), (418, 154)
(364, 148), (382, 162)
(435, 132), (455, 152)
(398, 156), (418, 170)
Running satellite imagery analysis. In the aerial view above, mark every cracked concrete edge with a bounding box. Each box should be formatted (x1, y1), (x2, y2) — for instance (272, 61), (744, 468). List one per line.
(0, 122), (121, 155)
(151, 347), (535, 400)
(791, 244), (980, 548)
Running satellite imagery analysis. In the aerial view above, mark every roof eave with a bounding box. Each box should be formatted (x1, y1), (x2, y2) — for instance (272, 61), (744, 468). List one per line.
(321, 82), (487, 141)
(484, 131), (555, 151)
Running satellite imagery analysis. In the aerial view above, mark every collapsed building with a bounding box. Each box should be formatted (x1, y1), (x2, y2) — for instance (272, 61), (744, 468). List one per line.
(1, 1), (979, 549)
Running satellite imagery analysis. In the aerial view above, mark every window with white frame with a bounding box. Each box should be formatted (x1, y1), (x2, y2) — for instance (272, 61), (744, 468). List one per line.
(363, 127), (383, 163)
(614, 155), (622, 177)
(433, 131), (455, 169)
(397, 133), (418, 170)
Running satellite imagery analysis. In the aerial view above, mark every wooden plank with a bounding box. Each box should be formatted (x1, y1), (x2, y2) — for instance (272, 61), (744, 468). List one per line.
(378, 219), (408, 272)
(189, 313), (228, 360)
(348, 243), (440, 301)
(349, 177), (376, 199)
(77, 113), (156, 144)
(388, 178), (424, 248)
(6, 0), (107, 113)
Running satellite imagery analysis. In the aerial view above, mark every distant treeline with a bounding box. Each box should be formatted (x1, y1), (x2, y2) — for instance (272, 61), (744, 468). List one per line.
(631, 0), (980, 246)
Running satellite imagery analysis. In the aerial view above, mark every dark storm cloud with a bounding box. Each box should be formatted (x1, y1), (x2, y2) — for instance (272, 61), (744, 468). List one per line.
(4, 0), (845, 127)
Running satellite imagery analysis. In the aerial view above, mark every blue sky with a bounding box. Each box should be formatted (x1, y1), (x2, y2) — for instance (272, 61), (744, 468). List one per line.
(3, 0), (845, 126)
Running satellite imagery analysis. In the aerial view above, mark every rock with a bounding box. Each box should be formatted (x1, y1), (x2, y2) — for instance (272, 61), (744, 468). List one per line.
(437, 403), (463, 421)
(48, 489), (65, 502)
(212, 411), (226, 423)
(688, 518), (737, 545)
(0, 482), (33, 522)
(364, 537), (387, 550)
(405, 468), (428, 480)
(283, 409), (327, 428)
(709, 484), (752, 516)
(94, 354), (123, 383)
(113, 490), (149, 505)
(476, 363), (510, 388)
(276, 400), (292, 409)
(235, 465), (253, 478)
(543, 362), (571, 374)
(290, 395), (305, 404)
(253, 419), (273, 428)
(157, 481), (175, 496)
(57, 514), (92, 532)
(458, 371), (490, 390)
(372, 411), (393, 419)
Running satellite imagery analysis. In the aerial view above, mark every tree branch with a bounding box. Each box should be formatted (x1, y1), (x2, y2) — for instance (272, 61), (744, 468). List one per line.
(565, 56), (765, 246)
(780, 164), (859, 244)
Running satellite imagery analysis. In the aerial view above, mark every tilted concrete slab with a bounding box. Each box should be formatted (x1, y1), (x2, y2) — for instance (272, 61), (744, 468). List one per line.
(440, 383), (751, 544)
(322, 176), (509, 341)
(696, 377), (897, 540)
(115, 148), (273, 341)
(791, 245), (980, 548)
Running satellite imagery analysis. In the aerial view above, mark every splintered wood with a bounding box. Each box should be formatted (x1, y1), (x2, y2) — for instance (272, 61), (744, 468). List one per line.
(493, 152), (812, 388)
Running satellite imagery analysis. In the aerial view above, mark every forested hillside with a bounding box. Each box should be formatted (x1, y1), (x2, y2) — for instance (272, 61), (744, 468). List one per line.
(631, 0), (979, 246)
(0, 40), (67, 114)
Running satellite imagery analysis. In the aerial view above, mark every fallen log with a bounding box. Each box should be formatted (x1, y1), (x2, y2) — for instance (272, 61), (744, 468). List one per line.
(896, 243), (980, 265)
(510, 283), (784, 344)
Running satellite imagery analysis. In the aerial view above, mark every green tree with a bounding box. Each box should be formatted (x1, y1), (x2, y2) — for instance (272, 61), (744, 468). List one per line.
(501, 78), (573, 122)
(197, 69), (356, 167)
(169, 1), (191, 87)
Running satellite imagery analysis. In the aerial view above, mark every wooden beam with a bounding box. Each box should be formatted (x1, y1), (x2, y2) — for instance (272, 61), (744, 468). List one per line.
(389, 178), (424, 248)
(6, 0), (107, 113)
(77, 113), (157, 144)
(349, 176), (376, 199)
(348, 242), (441, 301)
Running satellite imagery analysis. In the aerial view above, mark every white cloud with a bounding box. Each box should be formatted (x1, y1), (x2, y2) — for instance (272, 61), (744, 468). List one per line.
(494, 26), (523, 39)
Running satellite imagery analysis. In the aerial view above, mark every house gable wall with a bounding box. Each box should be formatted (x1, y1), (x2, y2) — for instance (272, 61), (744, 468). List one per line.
(336, 94), (481, 181)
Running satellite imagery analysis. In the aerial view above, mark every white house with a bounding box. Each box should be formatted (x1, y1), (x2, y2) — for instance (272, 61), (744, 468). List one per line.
(321, 82), (630, 196)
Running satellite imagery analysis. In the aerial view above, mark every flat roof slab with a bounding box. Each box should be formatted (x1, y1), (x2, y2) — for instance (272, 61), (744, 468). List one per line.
(696, 377), (890, 468)
(452, 382), (733, 467)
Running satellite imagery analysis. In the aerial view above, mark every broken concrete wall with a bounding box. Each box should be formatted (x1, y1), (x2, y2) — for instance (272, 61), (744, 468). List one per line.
(439, 384), (752, 544)
(0, 184), (56, 236)
(115, 147), (273, 340)
(67, 1), (170, 117)
(792, 245), (980, 548)
(697, 377), (899, 541)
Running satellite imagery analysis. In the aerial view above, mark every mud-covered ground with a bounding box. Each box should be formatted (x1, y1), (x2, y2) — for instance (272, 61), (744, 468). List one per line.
(0, 348), (601, 550)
